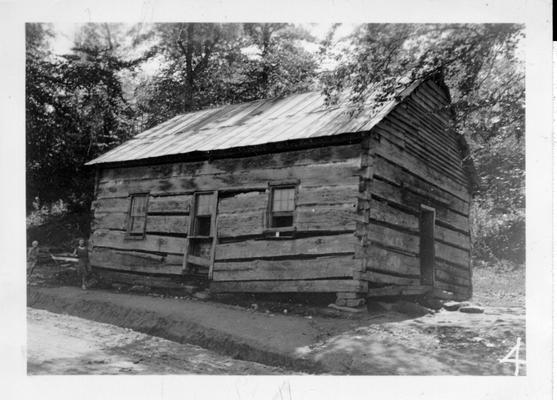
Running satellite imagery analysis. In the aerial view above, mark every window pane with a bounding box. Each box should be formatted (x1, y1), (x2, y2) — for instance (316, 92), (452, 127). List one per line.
(191, 238), (212, 258)
(130, 216), (145, 234)
(195, 216), (212, 236)
(128, 195), (148, 235)
(272, 188), (295, 212)
(196, 194), (213, 215)
(271, 215), (293, 228)
(131, 195), (147, 216)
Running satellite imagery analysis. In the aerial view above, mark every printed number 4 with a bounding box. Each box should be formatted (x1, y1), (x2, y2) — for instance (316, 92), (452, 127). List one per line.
(499, 337), (526, 376)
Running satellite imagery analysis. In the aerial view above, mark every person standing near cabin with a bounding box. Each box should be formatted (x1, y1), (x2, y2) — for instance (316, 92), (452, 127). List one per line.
(27, 240), (40, 277)
(73, 238), (90, 290)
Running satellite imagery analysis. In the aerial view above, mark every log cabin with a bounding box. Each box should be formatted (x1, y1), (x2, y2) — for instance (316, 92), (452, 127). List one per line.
(86, 72), (478, 306)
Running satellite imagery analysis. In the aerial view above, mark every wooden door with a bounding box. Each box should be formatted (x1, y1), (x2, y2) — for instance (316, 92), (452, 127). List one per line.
(183, 191), (218, 278)
(419, 205), (436, 286)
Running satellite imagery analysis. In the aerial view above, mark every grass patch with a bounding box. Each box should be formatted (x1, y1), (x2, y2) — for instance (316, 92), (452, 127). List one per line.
(472, 263), (525, 307)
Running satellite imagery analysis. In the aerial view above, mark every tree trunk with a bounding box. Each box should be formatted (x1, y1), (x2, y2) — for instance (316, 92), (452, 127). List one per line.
(260, 24), (272, 95)
(184, 24), (195, 113)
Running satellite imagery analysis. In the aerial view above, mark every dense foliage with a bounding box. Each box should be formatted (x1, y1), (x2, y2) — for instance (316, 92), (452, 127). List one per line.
(26, 23), (138, 213)
(26, 23), (525, 266)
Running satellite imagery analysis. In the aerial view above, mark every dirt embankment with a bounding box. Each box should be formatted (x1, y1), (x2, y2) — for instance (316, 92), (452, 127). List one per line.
(28, 308), (285, 375)
(28, 286), (324, 373)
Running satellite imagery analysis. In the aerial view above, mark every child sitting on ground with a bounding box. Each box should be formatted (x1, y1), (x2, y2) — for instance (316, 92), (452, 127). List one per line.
(72, 238), (90, 290)
(27, 240), (39, 277)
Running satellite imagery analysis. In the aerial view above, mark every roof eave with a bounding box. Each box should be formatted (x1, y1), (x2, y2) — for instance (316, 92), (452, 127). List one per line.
(85, 130), (368, 169)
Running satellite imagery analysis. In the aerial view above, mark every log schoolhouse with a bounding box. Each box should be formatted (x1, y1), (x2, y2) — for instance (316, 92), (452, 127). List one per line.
(86, 72), (477, 306)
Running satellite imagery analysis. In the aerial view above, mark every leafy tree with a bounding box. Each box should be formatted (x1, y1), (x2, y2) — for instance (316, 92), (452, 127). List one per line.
(320, 24), (524, 135)
(26, 22), (64, 210)
(134, 23), (245, 128)
(63, 24), (139, 156)
(26, 23), (140, 213)
(241, 23), (318, 99)
(471, 133), (524, 265)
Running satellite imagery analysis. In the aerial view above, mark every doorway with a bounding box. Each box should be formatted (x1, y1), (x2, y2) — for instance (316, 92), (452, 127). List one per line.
(419, 205), (436, 286)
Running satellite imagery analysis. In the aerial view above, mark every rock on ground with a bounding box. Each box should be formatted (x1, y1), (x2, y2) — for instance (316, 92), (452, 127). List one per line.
(459, 305), (485, 314)
(443, 301), (463, 311)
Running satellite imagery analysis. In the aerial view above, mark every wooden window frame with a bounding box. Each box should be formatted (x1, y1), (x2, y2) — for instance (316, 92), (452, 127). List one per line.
(183, 191), (219, 278)
(126, 192), (150, 240)
(265, 182), (298, 237)
(189, 191), (217, 239)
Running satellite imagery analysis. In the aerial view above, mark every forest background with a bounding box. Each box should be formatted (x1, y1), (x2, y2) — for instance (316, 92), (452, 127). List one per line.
(25, 22), (525, 270)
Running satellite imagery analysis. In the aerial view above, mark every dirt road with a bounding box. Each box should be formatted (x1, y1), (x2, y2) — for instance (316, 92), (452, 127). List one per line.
(27, 308), (284, 375)
(297, 304), (526, 375)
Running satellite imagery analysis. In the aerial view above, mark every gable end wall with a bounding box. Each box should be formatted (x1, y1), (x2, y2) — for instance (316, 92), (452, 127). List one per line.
(358, 78), (473, 300)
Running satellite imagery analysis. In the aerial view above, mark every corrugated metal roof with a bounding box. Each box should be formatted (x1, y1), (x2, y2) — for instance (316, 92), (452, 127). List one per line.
(86, 79), (422, 165)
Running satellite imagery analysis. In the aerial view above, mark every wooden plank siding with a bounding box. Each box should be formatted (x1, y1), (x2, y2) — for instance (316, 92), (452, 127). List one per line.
(212, 255), (356, 281)
(96, 162), (361, 199)
(91, 268), (189, 289)
(214, 233), (358, 261)
(210, 279), (367, 294)
(96, 144), (361, 197)
(98, 144), (362, 183)
(90, 144), (364, 293)
(90, 247), (184, 275)
(92, 229), (187, 254)
(90, 189), (193, 275)
(357, 80), (473, 299)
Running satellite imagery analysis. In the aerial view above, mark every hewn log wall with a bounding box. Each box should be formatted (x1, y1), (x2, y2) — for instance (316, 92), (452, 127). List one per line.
(90, 144), (364, 293)
(358, 79), (473, 300)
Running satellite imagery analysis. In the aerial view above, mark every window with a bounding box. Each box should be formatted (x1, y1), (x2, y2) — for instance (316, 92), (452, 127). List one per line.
(184, 191), (217, 273)
(193, 193), (214, 237)
(268, 186), (296, 229)
(127, 194), (149, 237)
